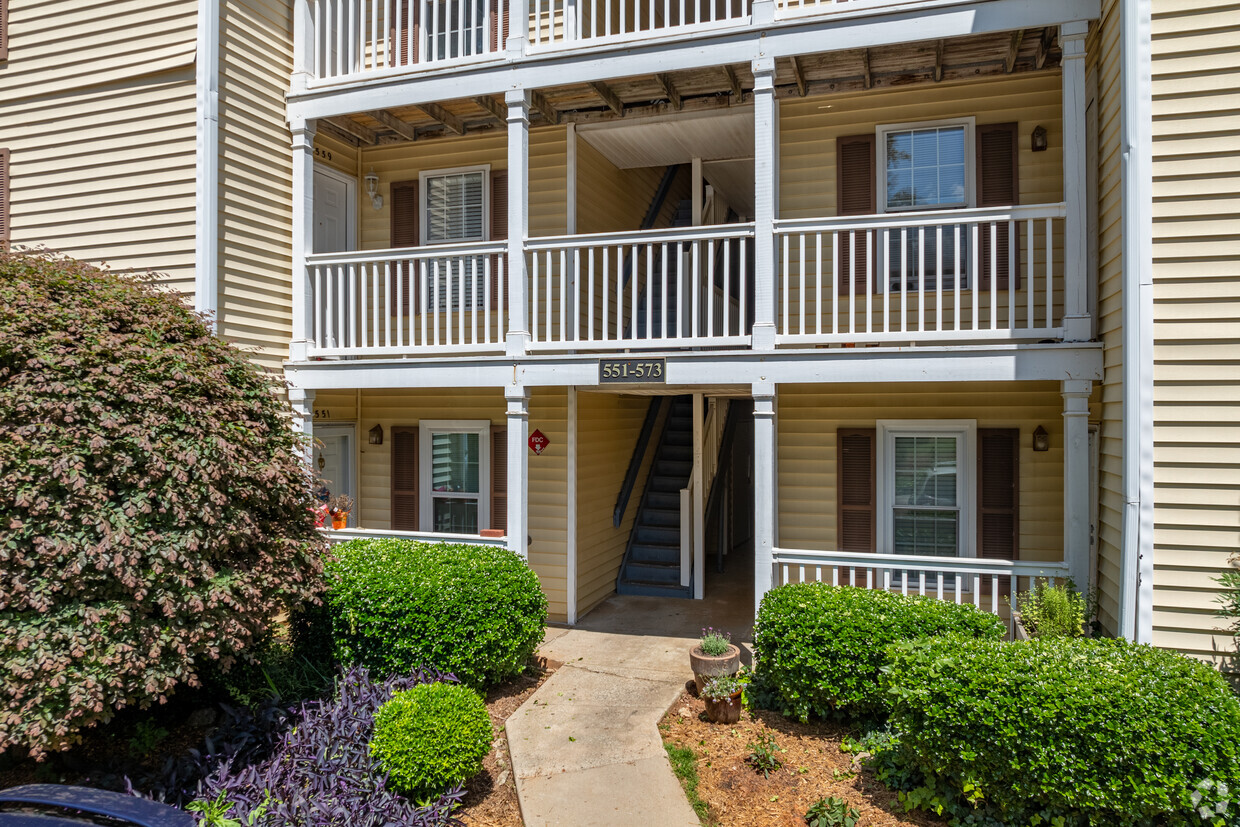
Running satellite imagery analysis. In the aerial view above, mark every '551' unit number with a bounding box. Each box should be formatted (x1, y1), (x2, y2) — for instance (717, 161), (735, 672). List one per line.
(599, 358), (666, 383)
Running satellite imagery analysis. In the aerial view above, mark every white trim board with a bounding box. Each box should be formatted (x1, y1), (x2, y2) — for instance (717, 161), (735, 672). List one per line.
(193, 0), (221, 322)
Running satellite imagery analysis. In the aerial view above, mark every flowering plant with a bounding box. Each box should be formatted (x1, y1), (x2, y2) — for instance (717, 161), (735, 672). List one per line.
(698, 627), (732, 657)
(328, 494), (355, 516)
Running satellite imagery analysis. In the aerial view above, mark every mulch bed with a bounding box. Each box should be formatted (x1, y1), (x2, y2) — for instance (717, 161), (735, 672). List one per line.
(659, 687), (942, 827)
(458, 656), (561, 827)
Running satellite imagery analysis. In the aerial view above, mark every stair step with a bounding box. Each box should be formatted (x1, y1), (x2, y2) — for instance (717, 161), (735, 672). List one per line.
(622, 561), (682, 585)
(646, 491), (680, 509)
(662, 444), (691, 461)
(654, 459), (692, 477)
(642, 507), (680, 527)
(629, 543), (680, 564)
(616, 580), (692, 598)
(634, 525), (680, 546)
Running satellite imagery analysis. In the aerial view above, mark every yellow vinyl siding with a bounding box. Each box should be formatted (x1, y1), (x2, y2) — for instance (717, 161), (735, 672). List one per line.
(777, 382), (1081, 565)
(574, 391), (665, 616)
(1092, 0), (1126, 637)
(216, 0), (295, 372)
(1148, 0), (1240, 663)
(575, 137), (688, 234)
(343, 388), (568, 623)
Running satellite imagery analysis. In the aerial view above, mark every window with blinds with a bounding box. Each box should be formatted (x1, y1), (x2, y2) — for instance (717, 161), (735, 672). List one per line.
(422, 168), (488, 311)
(419, 421), (490, 535)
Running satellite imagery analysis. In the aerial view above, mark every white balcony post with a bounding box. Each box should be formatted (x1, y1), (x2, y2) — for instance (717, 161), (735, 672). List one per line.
(753, 385), (776, 611)
(1062, 379), (1092, 589)
(692, 392), (705, 599)
(1061, 20), (1090, 342)
(508, 0), (529, 54)
(751, 57), (778, 350)
(506, 90), (532, 356)
(751, 0), (775, 25)
(291, 119), (317, 362)
(289, 387), (315, 463)
(506, 390), (530, 558)
(292, 0), (315, 92)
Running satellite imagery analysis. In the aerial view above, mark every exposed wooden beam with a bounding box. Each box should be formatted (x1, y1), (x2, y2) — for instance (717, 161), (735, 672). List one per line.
(367, 110), (418, 141)
(530, 90), (561, 125)
(588, 80), (625, 117)
(789, 56), (807, 97)
(317, 119), (362, 148)
(654, 73), (683, 110)
(562, 92), (735, 126)
(861, 48), (872, 89)
(410, 102), (465, 135)
(1006, 29), (1025, 73)
(934, 40), (944, 82)
(325, 116), (377, 145)
(473, 95), (507, 124)
(1035, 27), (1054, 70)
(723, 65), (743, 100)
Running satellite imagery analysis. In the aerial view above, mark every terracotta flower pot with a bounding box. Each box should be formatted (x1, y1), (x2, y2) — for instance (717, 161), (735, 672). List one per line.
(703, 689), (744, 724)
(690, 643), (740, 695)
(331, 512), (349, 530)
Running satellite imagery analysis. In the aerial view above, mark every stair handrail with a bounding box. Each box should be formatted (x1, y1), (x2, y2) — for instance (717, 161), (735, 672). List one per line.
(704, 401), (743, 544)
(613, 397), (664, 527)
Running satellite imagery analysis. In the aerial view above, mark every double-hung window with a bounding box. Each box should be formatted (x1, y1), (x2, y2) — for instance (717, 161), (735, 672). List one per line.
(419, 421), (490, 534)
(877, 119), (974, 291)
(877, 421), (976, 583)
(420, 166), (488, 311)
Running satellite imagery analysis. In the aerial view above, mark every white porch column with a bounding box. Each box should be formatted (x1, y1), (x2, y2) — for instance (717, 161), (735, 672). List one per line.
(1062, 379), (1092, 589)
(506, 90), (531, 357)
(291, 0), (314, 93)
(289, 387), (315, 463)
(751, 57), (778, 351)
(753, 386), (776, 611)
(692, 392), (705, 599)
(1061, 20), (1091, 342)
(508, 0), (529, 54)
(506, 389), (530, 559)
(290, 119), (317, 362)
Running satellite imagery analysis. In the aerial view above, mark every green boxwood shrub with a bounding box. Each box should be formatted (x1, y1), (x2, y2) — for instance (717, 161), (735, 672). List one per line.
(753, 584), (1006, 721)
(325, 538), (547, 688)
(370, 682), (493, 799)
(880, 636), (1240, 826)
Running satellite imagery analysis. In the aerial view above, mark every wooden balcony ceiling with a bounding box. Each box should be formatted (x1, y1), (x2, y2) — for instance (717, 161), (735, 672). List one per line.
(321, 27), (1061, 148)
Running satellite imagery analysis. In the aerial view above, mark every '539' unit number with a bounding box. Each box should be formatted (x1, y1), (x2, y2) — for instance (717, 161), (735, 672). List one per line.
(599, 358), (666, 383)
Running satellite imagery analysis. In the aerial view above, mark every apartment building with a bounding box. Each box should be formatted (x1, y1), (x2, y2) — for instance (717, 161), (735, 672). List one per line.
(0, 0), (1235, 661)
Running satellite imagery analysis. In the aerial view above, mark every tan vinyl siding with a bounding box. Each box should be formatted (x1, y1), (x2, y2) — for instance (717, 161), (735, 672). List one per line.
(0, 0), (196, 291)
(575, 391), (665, 616)
(1148, 0), (1240, 663)
(216, 0), (295, 372)
(575, 137), (687, 234)
(777, 382), (1081, 565)
(1092, 0), (1126, 637)
(342, 388), (568, 623)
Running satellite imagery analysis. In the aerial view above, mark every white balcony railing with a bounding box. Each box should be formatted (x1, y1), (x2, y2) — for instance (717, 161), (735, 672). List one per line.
(323, 527), (510, 546)
(774, 203), (1067, 346)
(307, 241), (508, 357)
(771, 547), (1071, 616)
(528, 0), (750, 49)
(524, 223), (755, 351)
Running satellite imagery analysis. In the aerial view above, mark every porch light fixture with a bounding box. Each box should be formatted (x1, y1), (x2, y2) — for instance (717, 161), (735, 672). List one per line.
(1032, 425), (1050, 452)
(368, 423), (384, 445)
(364, 168), (383, 210)
(1031, 125), (1049, 152)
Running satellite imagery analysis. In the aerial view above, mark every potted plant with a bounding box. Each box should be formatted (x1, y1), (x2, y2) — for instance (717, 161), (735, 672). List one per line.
(690, 627), (740, 695)
(328, 494), (354, 529)
(701, 674), (745, 724)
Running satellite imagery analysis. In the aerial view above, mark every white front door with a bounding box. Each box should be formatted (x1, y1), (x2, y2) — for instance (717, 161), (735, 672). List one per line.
(313, 166), (355, 254)
(314, 425), (357, 528)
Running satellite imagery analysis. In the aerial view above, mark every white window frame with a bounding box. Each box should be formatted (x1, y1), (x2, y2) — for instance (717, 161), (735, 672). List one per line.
(876, 117), (976, 213)
(876, 420), (977, 560)
(418, 165), (490, 246)
(419, 419), (490, 535)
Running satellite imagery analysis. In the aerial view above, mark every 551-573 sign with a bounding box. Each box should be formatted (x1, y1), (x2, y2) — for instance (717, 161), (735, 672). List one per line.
(599, 358), (666, 383)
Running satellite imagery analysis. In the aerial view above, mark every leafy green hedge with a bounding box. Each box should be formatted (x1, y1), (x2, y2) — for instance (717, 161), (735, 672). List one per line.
(370, 682), (493, 800)
(880, 636), (1240, 826)
(325, 539), (547, 688)
(753, 584), (1005, 721)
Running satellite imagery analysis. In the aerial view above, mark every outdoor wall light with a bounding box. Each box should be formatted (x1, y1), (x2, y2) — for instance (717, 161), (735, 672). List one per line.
(1031, 125), (1049, 152)
(369, 423), (384, 445)
(364, 168), (383, 210)
(1033, 425), (1050, 452)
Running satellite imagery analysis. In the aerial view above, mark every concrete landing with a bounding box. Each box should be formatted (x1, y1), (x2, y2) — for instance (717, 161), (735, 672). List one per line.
(506, 627), (700, 827)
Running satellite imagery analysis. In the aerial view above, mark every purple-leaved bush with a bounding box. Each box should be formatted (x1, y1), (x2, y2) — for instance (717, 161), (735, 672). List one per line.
(186, 666), (466, 826)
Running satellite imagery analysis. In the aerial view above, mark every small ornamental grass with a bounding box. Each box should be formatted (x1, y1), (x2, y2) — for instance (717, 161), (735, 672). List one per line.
(370, 682), (493, 800)
(698, 627), (732, 657)
(753, 584), (1005, 721)
(326, 538), (547, 689)
(878, 637), (1240, 827)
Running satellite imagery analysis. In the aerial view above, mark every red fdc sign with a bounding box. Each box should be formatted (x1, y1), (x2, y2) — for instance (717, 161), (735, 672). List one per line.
(528, 429), (550, 455)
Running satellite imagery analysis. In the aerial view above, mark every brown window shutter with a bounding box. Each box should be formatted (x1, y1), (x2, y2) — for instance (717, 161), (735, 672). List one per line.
(836, 134), (877, 295)
(0, 148), (9, 248)
(391, 179), (419, 314)
(976, 123), (1020, 290)
(490, 425), (507, 532)
(0, 0), (8, 62)
(490, 170), (508, 311)
(489, 0), (509, 52)
(391, 425), (420, 531)
(837, 428), (876, 553)
(977, 427), (1019, 594)
(390, 0), (418, 65)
